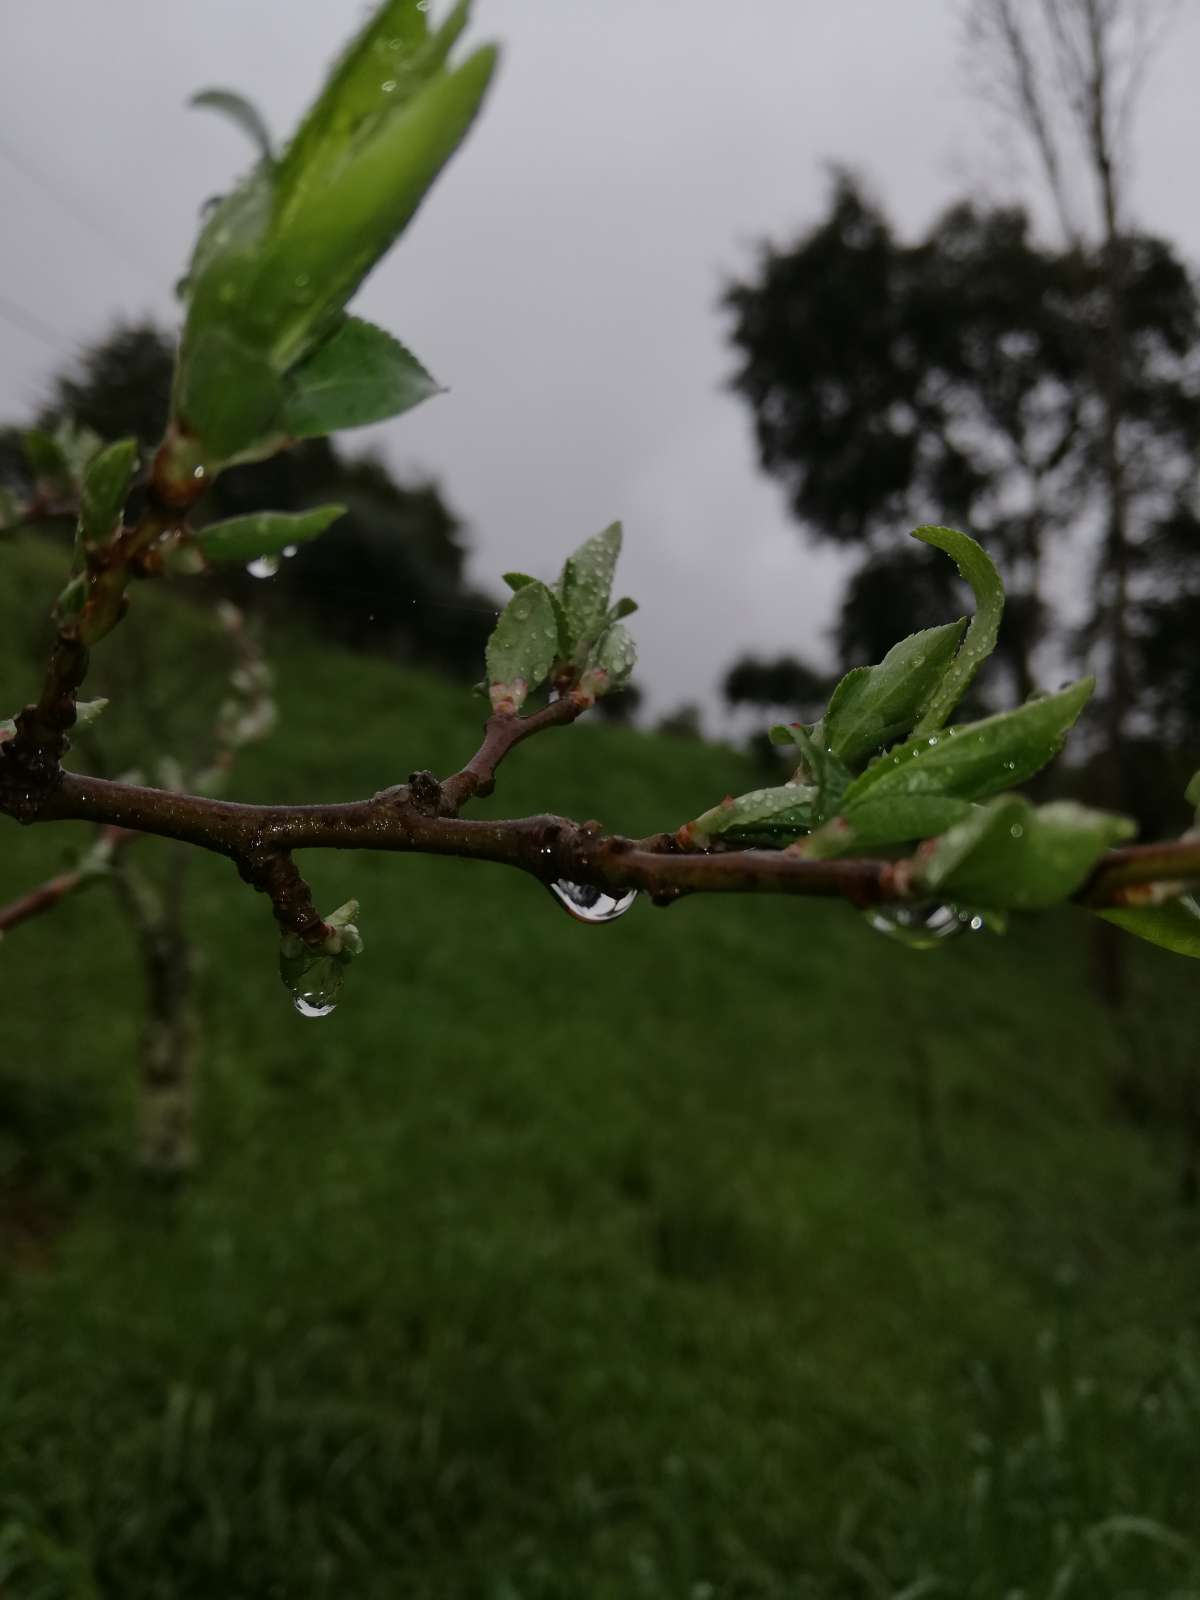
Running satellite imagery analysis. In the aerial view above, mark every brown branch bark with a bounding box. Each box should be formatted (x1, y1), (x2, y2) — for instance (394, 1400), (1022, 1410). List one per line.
(4, 753), (1197, 917)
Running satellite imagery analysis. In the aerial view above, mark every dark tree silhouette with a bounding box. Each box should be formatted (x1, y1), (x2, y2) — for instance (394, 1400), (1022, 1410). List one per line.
(725, 177), (1200, 760)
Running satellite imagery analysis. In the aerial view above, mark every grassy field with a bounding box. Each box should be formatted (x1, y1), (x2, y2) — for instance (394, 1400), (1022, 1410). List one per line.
(2, 534), (1200, 1598)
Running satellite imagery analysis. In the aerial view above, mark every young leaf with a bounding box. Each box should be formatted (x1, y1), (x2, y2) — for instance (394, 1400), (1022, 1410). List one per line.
(1100, 895), (1200, 961)
(276, 0), (465, 214)
(687, 784), (814, 846)
(195, 505), (346, 564)
(502, 572), (537, 592)
(918, 796), (1137, 910)
(840, 678), (1094, 811)
(79, 438), (138, 546)
(909, 526), (1004, 735)
(173, 326), (285, 462)
(558, 523), (622, 651)
(22, 429), (72, 494)
(190, 88), (275, 162)
(606, 596), (638, 623)
(281, 318), (441, 437)
(823, 620), (966, 767)
(579, 622), (637, 700)
(261, 42), (499, 373)
(485, 579), (558, 713)
(73, 698), (109, 732)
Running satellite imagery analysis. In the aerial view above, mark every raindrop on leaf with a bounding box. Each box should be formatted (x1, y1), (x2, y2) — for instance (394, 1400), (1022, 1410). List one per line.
(549, 879), (638, 925)
(246, 555), (280, 579)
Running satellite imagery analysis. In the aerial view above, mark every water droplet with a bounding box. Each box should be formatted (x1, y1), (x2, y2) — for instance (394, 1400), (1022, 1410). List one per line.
(865, 903), (978, 950)
(381, 78), (398, 93)
(246, 555), (280, 579)
(281, 543), (299, 559)
(294, 273), (310, 287)
(927, 736), (939, 746)
(549, 879), (638, 924)
(1009, 823), (1024, 839)
(293, 992), (336, 1019)
(192, 465), (206, 481)
(416, 1), (430, 10)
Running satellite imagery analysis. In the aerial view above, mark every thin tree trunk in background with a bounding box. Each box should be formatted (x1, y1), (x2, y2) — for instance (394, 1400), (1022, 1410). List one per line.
(112, 845), (199, 1175)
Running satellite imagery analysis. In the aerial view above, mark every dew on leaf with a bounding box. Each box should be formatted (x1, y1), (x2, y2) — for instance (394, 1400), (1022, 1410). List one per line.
(549, 879), (638, 925)
(246, 555), (280, 579)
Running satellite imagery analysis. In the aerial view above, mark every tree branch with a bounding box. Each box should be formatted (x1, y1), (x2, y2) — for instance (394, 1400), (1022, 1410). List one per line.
(5, 756), (1198, 917)
(0, 825), (135, 935)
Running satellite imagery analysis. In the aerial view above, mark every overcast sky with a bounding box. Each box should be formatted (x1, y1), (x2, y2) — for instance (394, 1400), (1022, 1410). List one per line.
(3, 1), (1200, 718)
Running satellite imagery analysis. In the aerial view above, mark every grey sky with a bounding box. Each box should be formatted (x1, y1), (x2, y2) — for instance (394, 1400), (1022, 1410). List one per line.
(3, 1), (1200, 718)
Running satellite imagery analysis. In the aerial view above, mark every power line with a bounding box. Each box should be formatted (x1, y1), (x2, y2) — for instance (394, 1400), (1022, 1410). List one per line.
(0, 131), (167, 293)
(0, 289), (66, 354)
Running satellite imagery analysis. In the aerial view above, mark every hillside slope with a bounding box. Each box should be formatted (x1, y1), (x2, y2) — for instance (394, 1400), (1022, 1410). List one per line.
(2, 535), (1199, 1598)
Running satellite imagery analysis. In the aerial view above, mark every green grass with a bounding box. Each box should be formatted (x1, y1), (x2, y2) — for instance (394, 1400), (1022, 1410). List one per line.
(2, 534), (1200, 1598)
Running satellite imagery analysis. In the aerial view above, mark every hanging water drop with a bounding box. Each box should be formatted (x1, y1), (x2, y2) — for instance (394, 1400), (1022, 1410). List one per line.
(285, 952), (344, 1018)
(293, 991), (337, 1019)
(865, 903), (981, 950)
(282, 543), (299, 559)
(246, 555), (280, 579)
(549, 879), (638, 924)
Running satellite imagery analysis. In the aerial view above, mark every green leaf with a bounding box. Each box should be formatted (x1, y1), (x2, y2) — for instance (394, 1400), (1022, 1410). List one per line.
(824, 620), (966, 767)
(579, 622), (637, 700)
(277, 0), (467, 216)
(558, 522), (622, 652)
(265, 40), (499, 372)
(173, 326), (285, 462)
(1187, 769), (1200, 814)
(688, 784), (815, 846)
(607, 596), (638, 622)
(485, 579), (558, 713)
(79, 438), (138, 546)
(841, 678), (1094, 812)
(195, 505), (346, 565)
(909, 526), (1005, 735)
(54, 573), (88, 621)
(190, 88), (274, 161)
(22, 429), (72, 493)
(502, 572), (537, 592)
(805, 795), (979, 859)
(919, 796), (1137, 911)
(281, 317), (440, 437)
(1100, 896), (1200, 960)
(73, 698), (109, 732)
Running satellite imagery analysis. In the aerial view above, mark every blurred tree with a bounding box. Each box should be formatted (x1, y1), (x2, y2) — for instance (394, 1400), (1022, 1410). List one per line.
(655, 703), (705, 740)
(725, 177), (1200, 749)
(723, 653), (831, 722)
(35, 323), (496, 677)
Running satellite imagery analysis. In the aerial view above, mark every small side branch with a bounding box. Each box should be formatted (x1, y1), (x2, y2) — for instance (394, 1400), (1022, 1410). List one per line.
(0, 825), (136, 935)
(440, 698), (585, 812)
